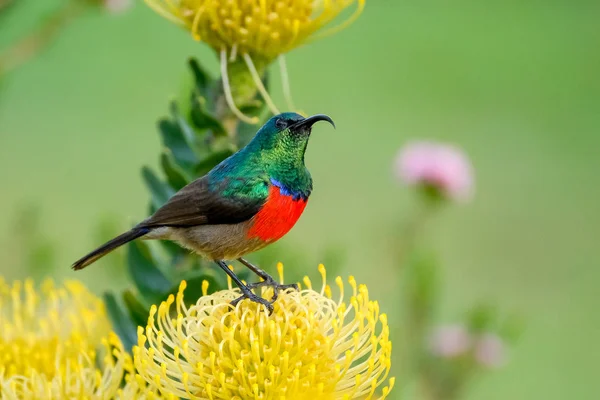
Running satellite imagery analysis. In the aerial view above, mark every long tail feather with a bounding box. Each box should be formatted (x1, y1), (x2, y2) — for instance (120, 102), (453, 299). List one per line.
(72, 227), (150, 270)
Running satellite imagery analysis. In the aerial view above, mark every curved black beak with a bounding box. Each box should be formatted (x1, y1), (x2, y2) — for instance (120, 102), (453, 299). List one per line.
(291, 114), (335, 131)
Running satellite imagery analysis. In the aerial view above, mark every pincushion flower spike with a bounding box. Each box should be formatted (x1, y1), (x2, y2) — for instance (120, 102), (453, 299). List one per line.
(0, 278), (127, 399)
(144, 0), (365, 123)
(134, 263), (395, 399)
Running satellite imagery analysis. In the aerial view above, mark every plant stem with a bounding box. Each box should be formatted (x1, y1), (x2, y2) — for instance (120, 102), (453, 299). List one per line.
(394, 195), (444, 391)
(0, 0), (84, 76)
(396, 195), (442, 267)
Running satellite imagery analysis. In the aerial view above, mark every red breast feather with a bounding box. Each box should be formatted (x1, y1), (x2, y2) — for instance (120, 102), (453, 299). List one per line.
(247, 185), (308, 242)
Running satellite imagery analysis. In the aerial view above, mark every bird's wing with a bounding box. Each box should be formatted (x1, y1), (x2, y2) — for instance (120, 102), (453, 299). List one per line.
(139, 176), (269, 228)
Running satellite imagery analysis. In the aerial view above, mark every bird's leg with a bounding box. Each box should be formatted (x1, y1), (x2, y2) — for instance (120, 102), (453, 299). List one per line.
(237, 258), (299, 302)
(238, 257), (275, 283)
(214, 260), (273, 314)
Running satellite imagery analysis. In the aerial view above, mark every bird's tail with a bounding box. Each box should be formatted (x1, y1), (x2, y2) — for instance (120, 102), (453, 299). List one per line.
(72, 227), (150, 270)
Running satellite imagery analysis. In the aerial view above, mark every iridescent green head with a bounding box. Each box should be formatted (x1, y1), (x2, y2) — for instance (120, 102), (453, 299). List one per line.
(247, 112), (335, 163)
(263, 112), (335, 138)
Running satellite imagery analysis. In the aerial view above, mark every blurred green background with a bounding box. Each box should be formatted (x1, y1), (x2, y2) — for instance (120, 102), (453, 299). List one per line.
(1, 0), (599, 398)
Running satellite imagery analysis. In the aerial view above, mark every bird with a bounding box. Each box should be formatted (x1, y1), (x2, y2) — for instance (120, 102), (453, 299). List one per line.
(72, 112), (335, 312)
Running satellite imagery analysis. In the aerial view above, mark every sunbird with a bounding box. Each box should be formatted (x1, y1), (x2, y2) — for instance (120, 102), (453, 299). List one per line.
(72, 113), (334, 312)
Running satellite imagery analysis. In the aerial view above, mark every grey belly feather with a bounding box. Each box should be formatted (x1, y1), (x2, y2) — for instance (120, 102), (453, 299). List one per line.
(144, 221), (268, 260)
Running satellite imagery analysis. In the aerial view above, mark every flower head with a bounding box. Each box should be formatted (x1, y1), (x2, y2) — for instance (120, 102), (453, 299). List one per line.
(0, 279), (127, 399)
(1, 333), (127, 400)
(145, 0), (364, 61)
(395, 141), (474, 202)
(428, 325), (472, 358)
(134, 263), (394, 399)
(0, 278), (110, 377)
(474, 333), (505, 368)
(428, 325), (507, 369)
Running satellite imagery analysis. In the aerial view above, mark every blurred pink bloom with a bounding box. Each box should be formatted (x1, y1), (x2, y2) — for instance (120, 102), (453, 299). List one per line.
(474, 333), (506, 368)
(395, 141), (474, 202)
(104, 0), (132, 13)
(429, 325), (472, 358)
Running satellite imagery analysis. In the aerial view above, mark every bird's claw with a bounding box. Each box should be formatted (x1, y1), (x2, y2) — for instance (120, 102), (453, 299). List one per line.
(230, 291), (274, 315)
(247, 278), (299, 292)
(280, 282), (300, 291)
(247, 279), (299, 302)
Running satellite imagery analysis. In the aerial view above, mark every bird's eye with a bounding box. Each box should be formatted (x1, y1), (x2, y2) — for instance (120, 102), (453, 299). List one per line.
(275, 118), (288, 129)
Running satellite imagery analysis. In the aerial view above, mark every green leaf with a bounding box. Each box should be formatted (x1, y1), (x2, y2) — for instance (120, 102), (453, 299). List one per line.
(103, 292), (137, 352)
(238, 98), (266, 120)
(161, 151), (190, 191)
(238, 72), (268, 111)
(170, 101), (203, 148)
(161, 237), (185, 258)
(142, 166), (174, 209)
(158, 117), (197, 170)
(158, 239), (206, 271)
(190, 95), (227, 136)
(188, 58), (212, 92)
(122, 290), (150, 328)
(127, 240), (172, 304)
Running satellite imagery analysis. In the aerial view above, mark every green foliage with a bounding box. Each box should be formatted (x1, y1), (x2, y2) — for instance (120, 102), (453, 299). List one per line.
(126, 240), (171, 305)
(105, 58), (264, 350)
(103, 292), (138, 352)
(104, 293), (137, 349)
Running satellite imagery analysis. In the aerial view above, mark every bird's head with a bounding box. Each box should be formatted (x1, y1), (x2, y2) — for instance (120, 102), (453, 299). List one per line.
(250, 112), (335, 164)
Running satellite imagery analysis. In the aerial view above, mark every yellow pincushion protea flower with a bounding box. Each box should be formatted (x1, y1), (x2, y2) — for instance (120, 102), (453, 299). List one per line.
(145, 0), (365, 123)
(134, 264), (394, 399)
(1, 333), (127, 400)
(145, 0), (364, 62)
(0, 279), (110, 377)
(0, 278), (128, 399)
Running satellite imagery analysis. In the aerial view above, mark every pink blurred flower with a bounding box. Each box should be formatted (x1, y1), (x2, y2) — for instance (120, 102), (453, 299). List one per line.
(395, 141), (474, 202)
(104, 0), (132, 13)
(429, 325), (472, 358)
(474, 333), (506, 368)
